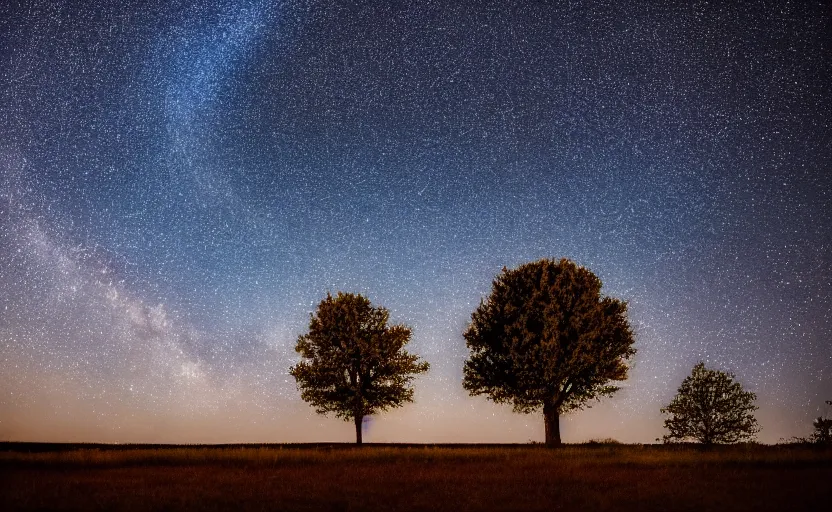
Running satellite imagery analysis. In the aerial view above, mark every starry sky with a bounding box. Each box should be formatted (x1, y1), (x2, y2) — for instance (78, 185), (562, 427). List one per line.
(1, 0), (830, 444)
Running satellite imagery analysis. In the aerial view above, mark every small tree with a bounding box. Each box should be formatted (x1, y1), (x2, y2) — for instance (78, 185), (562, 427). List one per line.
(661, 362), (760, 445)
(289, 292), (429, 444)
(462, 258), (636, 447)
(811, 401), (832, 445)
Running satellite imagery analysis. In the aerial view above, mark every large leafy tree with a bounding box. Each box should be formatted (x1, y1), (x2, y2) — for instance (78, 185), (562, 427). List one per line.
(463, 258), (636, 447)
(289, 292), (429, 444)
(661, 362), (760, 445)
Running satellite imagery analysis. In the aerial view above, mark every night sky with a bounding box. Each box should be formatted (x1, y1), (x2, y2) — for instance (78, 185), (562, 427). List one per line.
(1, 0), (830, 444)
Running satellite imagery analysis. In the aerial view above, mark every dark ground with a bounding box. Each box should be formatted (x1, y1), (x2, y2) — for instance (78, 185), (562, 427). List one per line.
(1, 443), (830, 511)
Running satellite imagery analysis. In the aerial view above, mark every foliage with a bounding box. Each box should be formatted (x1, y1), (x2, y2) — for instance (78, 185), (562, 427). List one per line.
(661, 362), (760, 445)
(811, 418), (832, 444)
(289, 292), (429, 443)
(811, 400), (832, 445)
(462, 258), (636, 446)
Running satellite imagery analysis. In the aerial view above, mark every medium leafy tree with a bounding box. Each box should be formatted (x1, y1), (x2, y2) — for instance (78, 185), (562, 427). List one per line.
(289, 292), (429, 444)
(661, 362), (760, 445)
(812, 417), (832, 445)
(811, 401), (832, 445)
(462, 258), (636, 447)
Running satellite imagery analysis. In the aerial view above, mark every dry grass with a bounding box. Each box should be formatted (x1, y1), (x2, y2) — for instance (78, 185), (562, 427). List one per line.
(1, 443), (830, 511)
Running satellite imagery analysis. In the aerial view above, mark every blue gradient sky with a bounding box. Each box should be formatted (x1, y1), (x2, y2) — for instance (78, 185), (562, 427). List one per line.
(1, 0), (830, 443)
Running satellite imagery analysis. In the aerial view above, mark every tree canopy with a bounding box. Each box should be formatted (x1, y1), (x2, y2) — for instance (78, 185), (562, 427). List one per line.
(811, 400), (832, 445)
(462, 258), (636, 446)
(661, 362), (760, 445)
(289, 292), (429, 444)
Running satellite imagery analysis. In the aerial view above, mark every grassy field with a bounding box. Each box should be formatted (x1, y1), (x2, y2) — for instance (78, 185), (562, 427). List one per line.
(1, 442), (830, 511)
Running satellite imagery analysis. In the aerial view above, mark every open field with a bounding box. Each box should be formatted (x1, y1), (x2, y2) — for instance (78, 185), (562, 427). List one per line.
(1, 443), (830, 511)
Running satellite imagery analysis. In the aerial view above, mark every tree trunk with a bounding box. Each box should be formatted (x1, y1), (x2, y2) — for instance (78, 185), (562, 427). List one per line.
(354, 415), (363, 445)
(543, 403), (561, 447)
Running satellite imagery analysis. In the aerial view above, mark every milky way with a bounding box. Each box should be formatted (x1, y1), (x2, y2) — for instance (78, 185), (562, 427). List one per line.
(1, 0), (830, 443)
